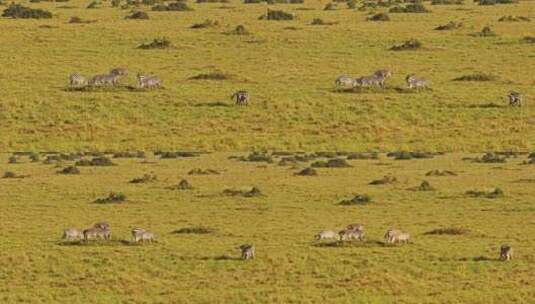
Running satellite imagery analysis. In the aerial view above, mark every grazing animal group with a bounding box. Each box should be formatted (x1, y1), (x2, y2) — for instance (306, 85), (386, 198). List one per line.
(62, 222), (156, 243)
(69, 68), (161, 89)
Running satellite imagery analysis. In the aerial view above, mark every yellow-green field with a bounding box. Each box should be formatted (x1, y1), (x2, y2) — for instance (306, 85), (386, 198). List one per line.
(0, 0), (534, 151)
(1, 152), (535, 303)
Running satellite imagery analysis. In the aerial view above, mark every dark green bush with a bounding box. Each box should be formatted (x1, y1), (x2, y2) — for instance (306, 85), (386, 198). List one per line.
(86, 1), (99, 8)
(126, 11), (149, 19)
(260, 9), (294, 20)
(323, 2), (337, 10)
(434, 21), (462, 30)
(152, 2), (193, 11)
(339, 194), (371, 205)
(94, 192), (126, 204)
(453, 73), (496, 81)
(137, 37), (171, 49)
(368, 12), (390, 21)
(389, 3), (429, 12)
(472, 26), (496, 37)
(75, 156), (115, 166)
(431, 0), (463, 4)
(130, 173), (157, 183)
(57, 166), (80, 175)
(2, 3), (52, 18)
(191, 19), (219, 28)
(227, 24), (250, 35)
(295, 167), (317, 176)
(390, 39), (422, 50)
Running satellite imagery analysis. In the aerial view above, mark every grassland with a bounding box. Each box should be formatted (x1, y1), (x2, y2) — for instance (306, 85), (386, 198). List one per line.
(1, 152), (535, 303)
(0, 0), (534, 151)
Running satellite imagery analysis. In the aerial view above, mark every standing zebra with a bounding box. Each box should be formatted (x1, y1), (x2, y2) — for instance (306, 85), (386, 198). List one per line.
(137, 74), (162, 89)
(508, 91), (522, 107)
(89, 73), (121, 87)
(232, 90), (249, 106)
(406, 74), (428, 90)
(335, 75), (357, 89)
(110, 67), (128, 76)
(356, 74), (386, 88)
(69, 73), (87, 87)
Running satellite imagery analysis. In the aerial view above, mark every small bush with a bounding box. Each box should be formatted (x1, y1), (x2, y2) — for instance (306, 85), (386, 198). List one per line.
(156, 151), (200, 158)
(347, 152), (379, 160)
(169, 179), (193, 190)
(324, 2), (337, 10)
(387, 151), (433, 160)
(227, 24), (249, 35)
(390, 39), (422, 51)
(425, 170), (457, 176)
(223, 187), (262, 197)
(347, 0), (357, 9)
(188, 168), (220, 175)
(466, 188), (504, 199)
(475, 153), (507, 163)
(197, 0), (229, 3)
(2, 4), (52, 18)
(86, 1), (99, 8)
(191, 19), (219, 29)
(57, 166), (80, 175)
(311, 158), (351, 168)
(369, 175), (397, 185)
(111, 0), (121, 7)
(8, 156), (17, 164)
(431, 0), (463, 4)
(408, 180), (435, 191)
(126, 11), (149, 19)
(339, 194), (371, 205)
(172, 227), (213, 234)
(389, 3), (429, 13)
(434, 21), (462, 30)
(113, 151), (145, 158)
(472, 26), (496, 37)
(295, 167), (317, 176)
(453, 73), (496, 81)
(130, 174), (157, 183)
(94, 192), (126, 204)
(311, 18), (337, 25)
(476, 0), (515, 5)
(243, 0), (263, 3)
(29, 153), (40, 162)
(368, 13), (390, 21)
(498, 15), (530, 22)
(3, 171), (18, 178)
(238, 152), (273, 163)
(137, 37), (171, 49)
(152, 2), (193, 11)
(523, 36), (535, 44)
(260, 9), (295, 20)
(75, 157), (115, 166)
(424, 227), (469, 235)
(189, 71), (228, 80)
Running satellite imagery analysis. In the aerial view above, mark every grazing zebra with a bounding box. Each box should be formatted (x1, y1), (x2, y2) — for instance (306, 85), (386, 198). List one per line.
(500, 245), (513, 261)
(374, 69), (393, 79)
(231, 90), (249, 106)
(315, 230), (338, 241)
(239, 244), (255, 260)
(131, 227), (156, 243)
(335, 75), (357, 89)
(137, 74), (162, 89)
(339, 229), (365, 241)
(345, 223), (364, 232)
(89, 73), (120, 87)
(83, 227), (111, 241)
(110, 67), (128, 76)
(62, 228), (83, 241)
(384, 229), (410, 244)
(69, 73), (87, 87)
(406, 74), (427, 90)
(356, 74), (387, 88)
(93, 222), (110, 230)
(508, 91), (522, 107)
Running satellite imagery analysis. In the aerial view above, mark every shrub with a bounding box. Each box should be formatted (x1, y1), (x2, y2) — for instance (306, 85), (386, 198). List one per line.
(188, 168), (220, 175)
(311, 18), (337, 25)
(2, 4), (52, 18)
(223, 187), (262, 197)
(324, 2), (337, 10)
(260, 9), (294, 20)
(424, 227), (469, 235)
(130, 173), (157, 183)
(472, 26), (496, 37)
(339, 194), (371, 205)
(453, 73), (496, 81)
(86, 1), (99, 8)
(369, 175), (397, 185)
(169, 179), (193, 190)
(475, 152), (506, 163)
(2, 171), (18, 178)
(152, 2), (193, 11)
(227, 24), (249, 35)
(113, 151), (145, 158)
(347, 0), (357, 9)
(243, 0), (263, 3)
(425, 169), (457, 176)
(69, 16), (87, 23)
(476, 0), (515, 5)
(75, 156), (115, 166)
(523, 36), (535, 44)
(8, 156), (17, 164)
(111, 0), (121, 7)
(431, 0), (463, 4)
(94, 192), (126, 204)
(137, 37), (171, 49)
(466, 188), (504, 199)
(390, 39), (422, 51)
(238, 152), (273, 163)
(311, 158), (352, 168)
(498, 15), (530, 22)
(189, 71), (228, 80)
(142, 0), (161, 4)
(368, 13), (390, 21)
(387, 151), (433, 159)
(408, 180), (435, 191)
(295, 167), (317, 176)
(389, 3), (429, 12)
(172, 227), (213, 234)
(29, 153), (40, 162)
(157, 151), (200, 158)
(434, 21), (462, 30)
(191, 19), (219, 29)
(126, 11), (149, 19)
(347, 152), (379, 160)
(57, 166), (80, 175)
(197, 0), (229, 3)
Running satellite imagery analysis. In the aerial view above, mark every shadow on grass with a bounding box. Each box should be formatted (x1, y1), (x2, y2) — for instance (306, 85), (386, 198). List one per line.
(191, 101), (232, 107)
(332, 86), (427, 94)
(196, 255), (243, 261)
(62, 85), (160, 93)
(465, 103), (505, 109)
(57, 240), (143, 246)
(312, 240), (394, 248)
(459, 256), (498, 262)
(171, 227), (214, 234)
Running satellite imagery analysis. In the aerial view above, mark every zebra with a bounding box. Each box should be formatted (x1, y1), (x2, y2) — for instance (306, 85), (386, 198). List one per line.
(239, 244), (255, 260)
(406, 74), (427, 90)
(314, 230), (338, 241)
(69, 73), (87, 87)
(384, 229), (410, 244)
(374, 69), (393, 79)
(110, 67), (128, 76)
(93, 222), (110, 230)
(500, 245), (513, 261)
(62, 228), (84, 241)
(345, 223), (364, 232)
(339, 229), (365, 241)
(508, 91), (522, 107)
(83, 227), (111, 241)
(131, 227), (156, 243)
(89, 73), (120, 87)
(137, 74), (162, 89)
(356, 74), (387, 88)
(231, 90), (249, 106)
(335, 75), (357, 89)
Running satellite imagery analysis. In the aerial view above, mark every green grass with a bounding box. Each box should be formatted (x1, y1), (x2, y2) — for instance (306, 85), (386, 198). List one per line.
(1, 152), (535, 302)
(0, 0), (533, 151)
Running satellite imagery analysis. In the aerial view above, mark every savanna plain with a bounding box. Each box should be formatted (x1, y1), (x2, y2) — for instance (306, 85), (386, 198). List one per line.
(1, 0), (535, 303)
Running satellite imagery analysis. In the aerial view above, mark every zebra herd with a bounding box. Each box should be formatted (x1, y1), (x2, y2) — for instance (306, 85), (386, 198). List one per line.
(62, 222), (156, 243)
(69, 68), (162, 89)
(315, 223), (513, 261)
(336, 69), (524, 106)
